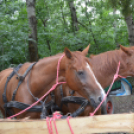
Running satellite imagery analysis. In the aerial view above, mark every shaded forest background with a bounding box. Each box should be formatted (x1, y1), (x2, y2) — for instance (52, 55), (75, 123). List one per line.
(0, 0), (134, 71)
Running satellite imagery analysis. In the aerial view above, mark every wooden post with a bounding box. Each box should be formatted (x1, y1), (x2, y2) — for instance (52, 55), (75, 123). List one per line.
(0, 113), (134, 134)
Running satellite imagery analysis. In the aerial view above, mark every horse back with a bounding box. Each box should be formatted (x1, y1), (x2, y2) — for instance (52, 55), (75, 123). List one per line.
(0, 68), (13, 84)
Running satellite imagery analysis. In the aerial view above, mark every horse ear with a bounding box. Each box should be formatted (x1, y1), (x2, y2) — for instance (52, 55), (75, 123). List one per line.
(64, 48), (72, 59)
(120, 44), (132, 56)
(82, 44), (90, 56)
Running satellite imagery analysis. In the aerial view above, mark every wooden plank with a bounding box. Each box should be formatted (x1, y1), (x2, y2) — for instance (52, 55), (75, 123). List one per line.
(0, 113), (134, 134)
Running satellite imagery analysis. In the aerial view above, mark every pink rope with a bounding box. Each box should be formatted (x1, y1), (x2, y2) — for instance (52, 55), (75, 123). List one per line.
(53, 112), (63, 134)
(46, 112), (74, 134)
(90, 61), (126, 116)
(7, 54), (66, 119)
(46, 117), (52, 134)
(67, 116), (74, 134)
(50, 118), (53, 134)
(47, 112), (63, 134)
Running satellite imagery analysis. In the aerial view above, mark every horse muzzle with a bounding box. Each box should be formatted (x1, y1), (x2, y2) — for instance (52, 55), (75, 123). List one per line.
(90, 96), (106, 108)
(90, 98), (100, 108)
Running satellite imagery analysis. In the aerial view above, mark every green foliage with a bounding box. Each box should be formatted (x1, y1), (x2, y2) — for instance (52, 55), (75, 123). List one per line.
(0, 0), (28, 70)
(0, 0), (132, 71)
(107, 0), (133, 17)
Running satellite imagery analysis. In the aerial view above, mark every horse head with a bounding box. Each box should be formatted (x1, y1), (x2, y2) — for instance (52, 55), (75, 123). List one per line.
(120, 45), (134, 76)
(63, 45), (106, 108)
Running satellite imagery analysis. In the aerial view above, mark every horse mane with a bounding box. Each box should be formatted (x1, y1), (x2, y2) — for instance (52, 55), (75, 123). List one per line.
(37, 52), (64, 64)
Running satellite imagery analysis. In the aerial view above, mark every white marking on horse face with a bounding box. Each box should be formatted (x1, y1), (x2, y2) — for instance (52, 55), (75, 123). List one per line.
(86, 63), (106, 97)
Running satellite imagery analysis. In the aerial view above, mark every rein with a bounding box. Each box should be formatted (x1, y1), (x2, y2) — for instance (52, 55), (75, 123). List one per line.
(90, 61), (126, 116)
(7, 54), (66, 119)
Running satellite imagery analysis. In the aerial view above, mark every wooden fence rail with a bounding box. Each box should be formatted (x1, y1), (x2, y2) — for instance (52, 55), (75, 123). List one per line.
(0, 113), (134, 134)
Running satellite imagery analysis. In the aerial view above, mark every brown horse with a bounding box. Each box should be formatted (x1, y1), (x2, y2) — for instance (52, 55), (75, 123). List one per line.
(0, 45), (105, 119)
(56, 45), (134, 116)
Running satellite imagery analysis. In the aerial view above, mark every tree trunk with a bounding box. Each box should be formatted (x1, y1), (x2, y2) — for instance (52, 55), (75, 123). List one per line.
(42, 19), (51, 56)
(85, 0), (98, 53)
(26, 0), (39, 62)
(61, 5), (67, 26)
(125, 15), (134, 46)
(68, 0), (79, 32)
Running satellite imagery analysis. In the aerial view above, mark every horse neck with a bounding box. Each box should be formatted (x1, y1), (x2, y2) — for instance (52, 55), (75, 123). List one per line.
(90, 50), (126, 88)
(30, 54), (66, 97)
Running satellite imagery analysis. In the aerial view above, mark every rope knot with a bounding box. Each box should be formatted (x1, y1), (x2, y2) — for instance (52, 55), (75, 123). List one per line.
(51, 84), (58, 91)
(114, 74), (118, 79)
(53, 112), (62, 119)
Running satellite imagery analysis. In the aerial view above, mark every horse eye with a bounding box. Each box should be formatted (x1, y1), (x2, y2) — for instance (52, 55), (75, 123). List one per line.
(77, 70), (84, 76)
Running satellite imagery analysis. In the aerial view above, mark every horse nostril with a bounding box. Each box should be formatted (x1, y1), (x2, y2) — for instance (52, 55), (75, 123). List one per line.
(99, 97), (102, 102)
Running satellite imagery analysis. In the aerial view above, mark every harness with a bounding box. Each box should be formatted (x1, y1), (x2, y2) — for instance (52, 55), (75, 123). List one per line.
(3, 63), (35, 117)
(3, 63), (56, 118)
(59, 85), (90, 118)
(3, 64), (90, 119)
